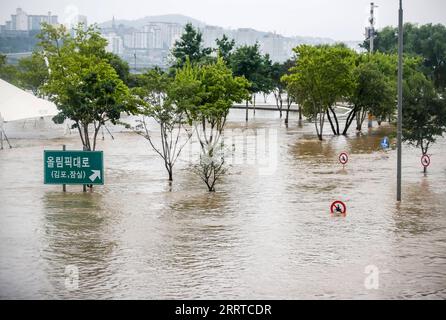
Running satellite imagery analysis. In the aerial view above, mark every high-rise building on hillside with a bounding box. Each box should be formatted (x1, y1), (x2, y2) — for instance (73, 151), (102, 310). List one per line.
(1, 7), (58, 32)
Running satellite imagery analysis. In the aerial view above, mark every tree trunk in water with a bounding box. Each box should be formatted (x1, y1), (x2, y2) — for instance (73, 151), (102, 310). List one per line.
(356, 108), (365, 132)
(83, 125), (91, 151)
(319, 112), (325, 141)
(285, 105), (290, 126)
(313, 103), (324, 141)
(245, 100), (249, 122)
(326, 109), (337, 135)
(342, 108), (356, 135)
(253, 94), (256, 116)
(314, 117), (321, 141)
(279, 98), (283, 118)
(329, 106), (339, 135)
(298, 105), (302, 120)
(81, 126), (93, 190)
(316, 112), (325, 141)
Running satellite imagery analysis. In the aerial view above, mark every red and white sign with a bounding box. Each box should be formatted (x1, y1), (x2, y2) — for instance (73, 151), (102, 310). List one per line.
(330, 201), (347, 215)
(421, 154), (430, 167)
(339, 152), (348, 165)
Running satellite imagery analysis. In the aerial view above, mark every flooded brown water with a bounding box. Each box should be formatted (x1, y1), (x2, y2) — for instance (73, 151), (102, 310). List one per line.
(0, 109), (445, 299)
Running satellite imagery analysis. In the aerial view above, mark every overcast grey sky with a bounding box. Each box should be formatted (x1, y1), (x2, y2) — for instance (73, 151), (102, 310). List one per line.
(1, 0), (445, 40)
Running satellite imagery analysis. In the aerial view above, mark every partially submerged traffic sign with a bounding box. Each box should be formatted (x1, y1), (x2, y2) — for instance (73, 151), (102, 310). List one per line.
(44, 150), (104, 185)
(330, 200), (347, 216)
(421, 154), (430, 168)
(339, 152), (348, 166)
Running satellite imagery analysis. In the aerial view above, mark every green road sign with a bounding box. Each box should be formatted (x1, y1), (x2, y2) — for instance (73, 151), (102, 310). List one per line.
(44, 150), (104, 185)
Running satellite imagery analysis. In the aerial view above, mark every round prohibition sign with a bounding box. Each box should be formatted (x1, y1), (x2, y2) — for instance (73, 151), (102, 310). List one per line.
(421, 154), (430, 168)
(339, 152), (349, 165)
(330, 201), (347, 215)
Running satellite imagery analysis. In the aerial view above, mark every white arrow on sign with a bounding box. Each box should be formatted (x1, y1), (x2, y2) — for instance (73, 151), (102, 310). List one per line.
(89, 170), (101, 182)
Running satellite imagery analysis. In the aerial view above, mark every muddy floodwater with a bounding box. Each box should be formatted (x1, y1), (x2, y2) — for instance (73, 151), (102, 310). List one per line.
(1, 109), (445, 299)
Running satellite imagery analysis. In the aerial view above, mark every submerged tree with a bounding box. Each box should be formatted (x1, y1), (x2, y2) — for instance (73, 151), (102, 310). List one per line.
(230, 43), (263, 121)
(182, 59), (250, 191)
(283, 45), (355, 140)
(38, 23), (135, 151)
(402, 69), (446, 173)
(271, 62), (286, 117)
(132, 68), (194, 181)
(271, 59), (295, 123)
(347, 61), (395, 133)
(254, 53), (274, 115)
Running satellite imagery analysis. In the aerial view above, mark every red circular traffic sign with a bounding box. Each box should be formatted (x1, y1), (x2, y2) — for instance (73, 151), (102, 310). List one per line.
(421, 154), (430, 167)
(339, 152), (348, 165)
(330, 201), (347, 215)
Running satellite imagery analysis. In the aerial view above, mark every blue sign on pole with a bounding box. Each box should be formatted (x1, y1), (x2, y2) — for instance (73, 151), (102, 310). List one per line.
(381, 136), (389, 149)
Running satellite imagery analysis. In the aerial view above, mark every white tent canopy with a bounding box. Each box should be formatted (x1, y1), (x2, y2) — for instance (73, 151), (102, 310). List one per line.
(0, 78), (58, 122)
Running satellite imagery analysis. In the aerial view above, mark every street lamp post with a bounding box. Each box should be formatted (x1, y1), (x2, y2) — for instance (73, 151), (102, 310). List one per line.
(368, 2), (378, 129)
(397, 0), (403, 201)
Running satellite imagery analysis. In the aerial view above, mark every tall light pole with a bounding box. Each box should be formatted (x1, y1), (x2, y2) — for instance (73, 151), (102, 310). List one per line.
(134, 51), (137, 72)
(397, 0), (403, 201)
(368, 2), (378, 128)
(368, 2), (378, 54)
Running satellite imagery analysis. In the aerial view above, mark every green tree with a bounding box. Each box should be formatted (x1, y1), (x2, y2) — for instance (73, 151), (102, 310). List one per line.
(16, 53), (49, 97)
(104, 52), (130, 85)
(230, 43), (264, 121)
(0, 54), (19, 85)
(271, 59), (296, 122)
(271, 62), (286, 117)
(402, 70), (446, 173)
(282, 59), (298, 123)
(38, 23), (135, 151)
(171, 23), (212, 69)
(347, 60), (395, 133)
(283, 45), (355, 140)
(363, 23), (446, 91)
(181, 58), (250, 191)
(215, 34), (235, 64)
(132, 68), (193, 181)
(254, 53), (274, 114)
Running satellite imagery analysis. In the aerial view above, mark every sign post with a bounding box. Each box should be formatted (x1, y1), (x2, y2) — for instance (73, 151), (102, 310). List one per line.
(44, 150), (104, 188)
(330, 200), (347, 216)
(339, 152), (349, 169)
(62, 145), (66, 192)
(397, 0), (403, 201)
(421, 154), (430, 173)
